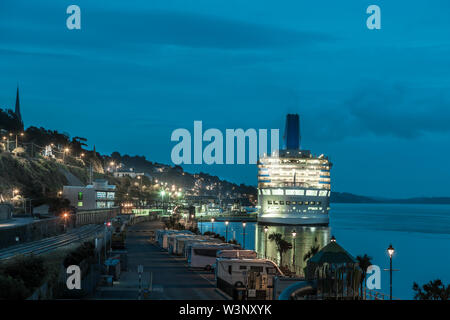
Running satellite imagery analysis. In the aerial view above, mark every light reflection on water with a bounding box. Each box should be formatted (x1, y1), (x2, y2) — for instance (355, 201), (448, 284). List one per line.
(199, 203), (450, 299)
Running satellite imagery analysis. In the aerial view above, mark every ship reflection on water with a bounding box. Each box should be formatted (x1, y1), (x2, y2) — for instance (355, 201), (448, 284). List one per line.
(198, 220), (330, 276)
(255, 224), (330, 275)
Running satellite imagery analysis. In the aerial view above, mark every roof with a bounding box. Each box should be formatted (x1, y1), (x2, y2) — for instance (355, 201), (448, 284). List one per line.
(308, 241), (357, 265)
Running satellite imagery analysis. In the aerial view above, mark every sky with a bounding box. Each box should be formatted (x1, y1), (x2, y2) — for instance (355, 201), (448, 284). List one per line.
(1, 0), (450, 198)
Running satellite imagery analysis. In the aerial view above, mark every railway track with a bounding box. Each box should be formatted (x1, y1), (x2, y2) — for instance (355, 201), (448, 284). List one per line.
(0, 224), (104, 261)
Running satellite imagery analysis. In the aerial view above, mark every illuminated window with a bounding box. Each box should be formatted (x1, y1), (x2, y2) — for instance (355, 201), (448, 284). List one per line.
(77, 201), (83, 207)
(306, 190), (318, 196)
(272, 189), (284, 195)
(286, 201), (291, 205)
(78, 192), (83, 201)
(96, 192), (106, 199)
(279, 201), (284, 205)
(304, 201), (309, 205)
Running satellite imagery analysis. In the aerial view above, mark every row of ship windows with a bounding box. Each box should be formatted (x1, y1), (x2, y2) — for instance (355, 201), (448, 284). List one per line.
(267, 200), (321, 205)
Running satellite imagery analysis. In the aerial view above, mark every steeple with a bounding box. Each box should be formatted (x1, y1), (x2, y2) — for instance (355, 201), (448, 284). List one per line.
(15, 85), (23, 125)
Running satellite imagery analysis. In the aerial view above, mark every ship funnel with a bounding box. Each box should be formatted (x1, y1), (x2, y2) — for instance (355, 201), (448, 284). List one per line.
(284, 114), (301, 150)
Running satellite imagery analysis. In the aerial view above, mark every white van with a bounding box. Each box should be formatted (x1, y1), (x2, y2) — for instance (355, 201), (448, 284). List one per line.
(216, 250), (257, 259)
(188, 243), (240, 270)
(215, 258), (284, 298)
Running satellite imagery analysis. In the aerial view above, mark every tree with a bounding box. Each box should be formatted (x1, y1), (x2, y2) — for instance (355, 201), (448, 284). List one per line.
(303, 237), (320, 262)
(356, 254), (372, 297)
(413, 280), (450, 300)
(268, 233), (292, 267)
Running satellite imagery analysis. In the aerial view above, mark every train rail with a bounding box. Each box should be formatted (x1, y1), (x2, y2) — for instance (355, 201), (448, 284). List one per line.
(0, 224), (104, 261)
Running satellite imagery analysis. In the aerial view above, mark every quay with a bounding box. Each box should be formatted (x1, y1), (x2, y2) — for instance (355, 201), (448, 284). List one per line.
(92, 219), (226, 300)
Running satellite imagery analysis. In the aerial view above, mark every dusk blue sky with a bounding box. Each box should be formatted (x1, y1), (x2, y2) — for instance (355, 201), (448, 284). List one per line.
(1, 1), (450, 198)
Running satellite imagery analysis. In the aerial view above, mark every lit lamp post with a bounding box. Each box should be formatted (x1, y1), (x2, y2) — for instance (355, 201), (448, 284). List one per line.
(387, 244), (395, 300)
(264, 226), (269, 259)
(242, 222), (246, 249)
(225, 221), (229, 242)
(291, 230), (297, 272)
(62, 212), (69, 232)
(211, 218), (215, 233)
(15, 132), (24, 149)
(63, 147), (69, 162)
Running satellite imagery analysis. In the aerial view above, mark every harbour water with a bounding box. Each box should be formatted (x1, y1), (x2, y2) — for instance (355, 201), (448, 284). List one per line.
(199, 203), (450, 299)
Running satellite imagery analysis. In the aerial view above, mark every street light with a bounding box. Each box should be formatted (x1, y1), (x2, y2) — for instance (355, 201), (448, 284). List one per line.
(225, 221), (229, 243)
(264, 226), (269, 259)
(63, 147), (69, 162)
(242, 222), (246, 249)
(211, 218), (215, 233)
(62, 212), (69, 232)
(387, 244), (395, 300)
(292, 229), (297, 272)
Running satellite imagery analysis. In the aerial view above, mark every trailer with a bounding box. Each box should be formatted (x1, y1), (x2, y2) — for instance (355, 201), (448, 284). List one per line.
(215, 258), (283, 299)
(188, 243), (240, 270)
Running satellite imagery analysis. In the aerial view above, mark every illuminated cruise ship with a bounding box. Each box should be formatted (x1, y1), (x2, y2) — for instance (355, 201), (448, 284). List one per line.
(257, 114), (332, 225)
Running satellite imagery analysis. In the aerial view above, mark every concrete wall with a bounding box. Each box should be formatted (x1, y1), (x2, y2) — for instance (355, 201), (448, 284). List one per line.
(0, 217), (61, 249)
(0, 203), (13, 220)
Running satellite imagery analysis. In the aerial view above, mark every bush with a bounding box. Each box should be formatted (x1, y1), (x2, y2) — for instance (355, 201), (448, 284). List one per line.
(2, 255), (47, 291)
(63, 241), (95, 267)
(0, 274), (31, 300)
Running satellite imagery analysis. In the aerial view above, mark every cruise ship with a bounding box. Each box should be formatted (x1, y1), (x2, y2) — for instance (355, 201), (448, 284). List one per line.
(257, 114), (332, 225)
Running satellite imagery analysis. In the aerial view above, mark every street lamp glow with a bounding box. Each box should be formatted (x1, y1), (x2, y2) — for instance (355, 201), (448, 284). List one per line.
(242, 222), (246, 228)
(264, 225), (269, 233)
(225, 221), (229, 226)
(211, 218), (215, 223)
(330, 235), (336, 242)
(387, 244), (395, 258)
(291, 230), (297, 238)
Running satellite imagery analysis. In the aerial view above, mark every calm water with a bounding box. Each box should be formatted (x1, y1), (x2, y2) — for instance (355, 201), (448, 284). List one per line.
(199, 203), (450, 299)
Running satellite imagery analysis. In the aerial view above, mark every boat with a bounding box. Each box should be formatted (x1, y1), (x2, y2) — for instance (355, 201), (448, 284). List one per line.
(257, 114), (332, 225)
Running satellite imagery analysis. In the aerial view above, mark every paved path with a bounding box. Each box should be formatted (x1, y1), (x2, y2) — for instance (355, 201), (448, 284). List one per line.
(94, 220), (225, 300)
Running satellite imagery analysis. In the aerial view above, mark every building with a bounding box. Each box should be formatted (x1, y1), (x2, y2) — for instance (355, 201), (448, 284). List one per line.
(113, 171), (145, 179)
(63, 179), (116, 210)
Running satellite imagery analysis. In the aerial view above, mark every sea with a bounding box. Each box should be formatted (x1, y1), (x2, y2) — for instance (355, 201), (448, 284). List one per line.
(199, 203), (450, 299)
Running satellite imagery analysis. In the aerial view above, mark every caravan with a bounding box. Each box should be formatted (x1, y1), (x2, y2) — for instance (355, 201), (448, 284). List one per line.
(188, 243), (240, 270)
(215, 258), (283, 299)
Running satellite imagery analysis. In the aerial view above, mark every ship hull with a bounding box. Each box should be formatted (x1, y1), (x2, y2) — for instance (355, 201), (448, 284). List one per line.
(257, 214), (329, 226)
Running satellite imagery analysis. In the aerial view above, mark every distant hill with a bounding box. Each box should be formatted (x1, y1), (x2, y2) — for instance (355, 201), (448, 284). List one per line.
(331, 192), (450, 204)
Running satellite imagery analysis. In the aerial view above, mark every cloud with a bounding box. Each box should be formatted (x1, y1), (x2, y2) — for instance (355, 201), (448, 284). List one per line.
(304, 83), (450, 142)
(110, 10), (334, 50)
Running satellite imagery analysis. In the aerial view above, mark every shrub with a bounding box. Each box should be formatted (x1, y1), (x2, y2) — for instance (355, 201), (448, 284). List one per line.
(63, 241), (95, 267)
(0, 274), (31, 300)
(2, 255), (47, 290)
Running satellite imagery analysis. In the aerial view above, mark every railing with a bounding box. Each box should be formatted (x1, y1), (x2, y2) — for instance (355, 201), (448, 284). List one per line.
(363, 288), (399, 300)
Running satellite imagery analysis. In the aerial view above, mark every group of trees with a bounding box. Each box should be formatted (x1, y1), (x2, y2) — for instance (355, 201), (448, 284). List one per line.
(0, 108), (22, 132)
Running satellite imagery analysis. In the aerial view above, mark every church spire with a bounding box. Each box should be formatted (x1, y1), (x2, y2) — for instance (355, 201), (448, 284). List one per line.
(15, 85), (23, 126)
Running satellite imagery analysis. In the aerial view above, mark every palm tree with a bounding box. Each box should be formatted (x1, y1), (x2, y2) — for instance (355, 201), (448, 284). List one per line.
(303, 237), (321, 262)
(356, 254), (372, 298)
(413, 279), (450, 300)
(268, 233), (292, 267)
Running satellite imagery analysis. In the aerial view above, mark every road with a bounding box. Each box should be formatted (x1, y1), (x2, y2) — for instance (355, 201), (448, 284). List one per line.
(93, 220), (226, 300)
